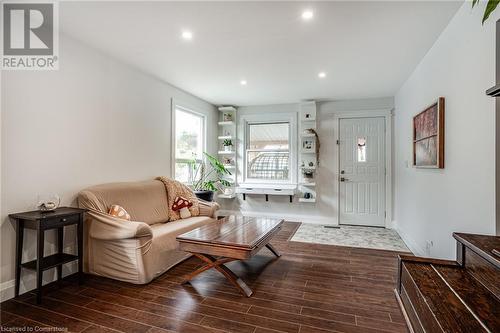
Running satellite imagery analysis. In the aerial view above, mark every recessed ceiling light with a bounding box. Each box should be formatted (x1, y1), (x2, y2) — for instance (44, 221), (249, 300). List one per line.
(240, 80), (247, 86)
(318, 72), (326, 78)
(181, 30), (193, 40)
(302, 10), (314, 20)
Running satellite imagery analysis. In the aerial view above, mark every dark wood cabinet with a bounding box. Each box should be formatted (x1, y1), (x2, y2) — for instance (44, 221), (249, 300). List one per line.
(9, 207), (87, 304)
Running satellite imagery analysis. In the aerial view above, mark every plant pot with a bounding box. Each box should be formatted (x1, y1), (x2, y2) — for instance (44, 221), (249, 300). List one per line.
(194, 190), (214, 202)
(224, 145), (232, 152)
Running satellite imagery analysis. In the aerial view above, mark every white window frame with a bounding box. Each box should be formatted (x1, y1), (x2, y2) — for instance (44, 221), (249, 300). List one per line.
(239, 112), (297, 185)
(171, 100), (207, 184)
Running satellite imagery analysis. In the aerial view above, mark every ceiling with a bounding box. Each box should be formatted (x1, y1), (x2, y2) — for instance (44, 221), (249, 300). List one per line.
(59, 1), (462, 106)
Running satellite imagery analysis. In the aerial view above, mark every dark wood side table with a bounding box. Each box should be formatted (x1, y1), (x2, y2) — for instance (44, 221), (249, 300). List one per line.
(9, 207), (87, 304)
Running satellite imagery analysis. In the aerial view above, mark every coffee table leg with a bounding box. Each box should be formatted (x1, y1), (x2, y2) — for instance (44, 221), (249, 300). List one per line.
(213, 263), (253, 297)
(182, 255), (235, 284)
(266, 243), (281, 257)
(183, 253), (253, 297)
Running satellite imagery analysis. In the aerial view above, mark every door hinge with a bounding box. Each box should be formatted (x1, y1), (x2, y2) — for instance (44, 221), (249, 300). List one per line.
(336, 140), (340, 145)
(384, 211), (387, 218)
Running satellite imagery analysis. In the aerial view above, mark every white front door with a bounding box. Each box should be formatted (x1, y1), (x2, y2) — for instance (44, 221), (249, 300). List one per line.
(339, 117), (386, 227)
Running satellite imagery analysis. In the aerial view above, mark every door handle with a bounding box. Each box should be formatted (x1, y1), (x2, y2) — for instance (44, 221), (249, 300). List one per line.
(340, 177), (349, 182)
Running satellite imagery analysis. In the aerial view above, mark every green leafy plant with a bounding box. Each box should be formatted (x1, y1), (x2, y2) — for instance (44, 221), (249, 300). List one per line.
(472, 0), (499, 24)
(190, 152), (232, 191)
(222, 139), (233, 147)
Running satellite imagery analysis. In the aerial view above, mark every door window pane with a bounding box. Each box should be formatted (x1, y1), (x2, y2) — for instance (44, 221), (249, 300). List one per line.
(357, 137), (366, 162)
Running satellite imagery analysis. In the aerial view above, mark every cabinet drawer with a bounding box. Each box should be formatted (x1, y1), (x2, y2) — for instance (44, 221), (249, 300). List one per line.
(42, 214), (80, 229)
(236, 187), (264, 194)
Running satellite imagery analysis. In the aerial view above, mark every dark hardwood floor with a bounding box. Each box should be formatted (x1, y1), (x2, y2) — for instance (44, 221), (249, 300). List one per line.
(1, 222), (410, 333)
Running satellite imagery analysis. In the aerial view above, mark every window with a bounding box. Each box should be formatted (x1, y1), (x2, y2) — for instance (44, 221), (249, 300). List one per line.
(174, 106), (205, 183)
(245, 122), (290, 181)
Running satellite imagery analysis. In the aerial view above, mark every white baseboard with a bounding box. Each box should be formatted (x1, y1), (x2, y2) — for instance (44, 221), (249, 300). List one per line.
(0, 248), (78, 302)
(0, 279), (16, 302)
(392, 221), (425, 256)
(217, 209), (337, 226)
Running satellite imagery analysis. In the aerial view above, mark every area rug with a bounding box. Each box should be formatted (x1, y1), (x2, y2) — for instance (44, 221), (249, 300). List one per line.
(291, 223), (410, 252)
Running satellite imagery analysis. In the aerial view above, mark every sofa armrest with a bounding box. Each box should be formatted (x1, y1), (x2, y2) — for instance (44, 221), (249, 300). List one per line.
(198, 199), (220, 218)
(87, 210), (153, 241)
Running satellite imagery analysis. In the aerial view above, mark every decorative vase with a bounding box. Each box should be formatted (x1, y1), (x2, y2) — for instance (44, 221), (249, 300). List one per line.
(194, 190), (214, 202)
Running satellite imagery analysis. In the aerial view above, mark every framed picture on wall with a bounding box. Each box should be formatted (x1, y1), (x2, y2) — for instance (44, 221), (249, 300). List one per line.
(413, 97), (445, 168)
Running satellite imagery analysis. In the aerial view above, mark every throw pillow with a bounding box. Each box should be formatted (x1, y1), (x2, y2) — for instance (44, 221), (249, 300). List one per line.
(108, 204), (131, 221)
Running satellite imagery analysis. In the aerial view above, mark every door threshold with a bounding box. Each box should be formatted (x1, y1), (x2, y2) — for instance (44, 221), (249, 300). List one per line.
(339, 224), (386, 228)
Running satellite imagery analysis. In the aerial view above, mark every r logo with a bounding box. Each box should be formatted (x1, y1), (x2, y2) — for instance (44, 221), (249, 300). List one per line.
(3, 3), (54, 56)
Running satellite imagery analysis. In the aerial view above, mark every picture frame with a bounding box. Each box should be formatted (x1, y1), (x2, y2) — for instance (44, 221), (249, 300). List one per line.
(302, 139), (315, 151)
(413, 97), (445, 168)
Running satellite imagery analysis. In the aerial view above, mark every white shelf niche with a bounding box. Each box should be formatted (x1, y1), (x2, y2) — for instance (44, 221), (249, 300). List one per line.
(218, 121), (234, 126)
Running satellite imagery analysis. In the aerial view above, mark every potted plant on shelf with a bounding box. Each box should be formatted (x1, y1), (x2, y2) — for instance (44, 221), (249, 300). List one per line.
(190, 152), (232, 201)
(222, 139), (233, 152)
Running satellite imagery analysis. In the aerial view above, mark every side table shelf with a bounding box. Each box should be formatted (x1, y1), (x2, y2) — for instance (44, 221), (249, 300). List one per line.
(9, 207), (87, 304)
(21, 253), (79, 271)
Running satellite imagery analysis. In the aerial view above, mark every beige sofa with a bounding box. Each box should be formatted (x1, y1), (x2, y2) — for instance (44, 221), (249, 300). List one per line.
(78, 179), (219, 284)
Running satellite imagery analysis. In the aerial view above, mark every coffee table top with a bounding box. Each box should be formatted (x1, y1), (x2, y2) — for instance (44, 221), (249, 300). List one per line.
(176, 215), (283, 250)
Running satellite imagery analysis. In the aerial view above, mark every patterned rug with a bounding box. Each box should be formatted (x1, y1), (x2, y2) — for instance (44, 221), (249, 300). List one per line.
(291, 223), (410, 252)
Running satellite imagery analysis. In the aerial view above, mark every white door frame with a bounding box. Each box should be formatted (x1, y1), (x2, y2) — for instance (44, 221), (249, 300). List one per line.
(333, 109), (393, 228)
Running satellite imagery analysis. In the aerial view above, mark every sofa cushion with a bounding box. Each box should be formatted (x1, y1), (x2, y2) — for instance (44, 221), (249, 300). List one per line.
(150, 216), (216, 252)
(139, 216), (216, 282)
(79, 180), (170, 225)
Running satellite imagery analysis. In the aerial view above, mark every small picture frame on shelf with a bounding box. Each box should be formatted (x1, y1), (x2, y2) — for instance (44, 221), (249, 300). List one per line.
(223, 157), (234, 165)
(223, 113), (233, 122)
(302, 139), (315, 151)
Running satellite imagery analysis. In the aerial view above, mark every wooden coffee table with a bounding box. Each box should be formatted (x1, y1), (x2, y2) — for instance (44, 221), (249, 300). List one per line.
(176, 215), (283, 297)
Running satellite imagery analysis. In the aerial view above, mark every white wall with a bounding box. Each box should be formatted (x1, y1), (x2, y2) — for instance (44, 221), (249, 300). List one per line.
(0, 35), (217, 300)
(394, 3), (498, 259)
(220, 97), (394, 225)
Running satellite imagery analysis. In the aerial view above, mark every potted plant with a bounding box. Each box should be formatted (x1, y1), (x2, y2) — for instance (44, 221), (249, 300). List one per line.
(222, 139), (233, 152)
(190, 152), (232, 201)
